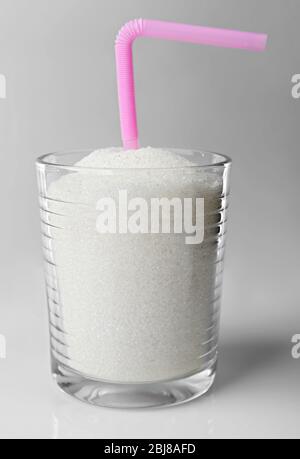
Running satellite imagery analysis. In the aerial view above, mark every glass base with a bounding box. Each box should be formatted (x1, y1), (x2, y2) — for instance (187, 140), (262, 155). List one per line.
(52, 359), (216, 409)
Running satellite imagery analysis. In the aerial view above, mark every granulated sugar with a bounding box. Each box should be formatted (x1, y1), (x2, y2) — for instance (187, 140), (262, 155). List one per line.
(44, 148), (225, 383)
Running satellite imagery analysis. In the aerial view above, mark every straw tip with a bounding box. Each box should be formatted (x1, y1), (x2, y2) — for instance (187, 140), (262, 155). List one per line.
(256, 33), (268, 52)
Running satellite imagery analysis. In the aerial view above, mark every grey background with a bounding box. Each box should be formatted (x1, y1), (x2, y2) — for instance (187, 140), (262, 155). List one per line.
(0, 0), (299, 439)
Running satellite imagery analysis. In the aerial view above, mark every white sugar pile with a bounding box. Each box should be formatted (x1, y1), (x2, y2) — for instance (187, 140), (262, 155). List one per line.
(46, 147), (224, 383)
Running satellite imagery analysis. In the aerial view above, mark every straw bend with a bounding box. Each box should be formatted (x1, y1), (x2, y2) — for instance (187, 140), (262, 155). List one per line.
(115, 19), (268, 149)
(116, 19), (145, 46)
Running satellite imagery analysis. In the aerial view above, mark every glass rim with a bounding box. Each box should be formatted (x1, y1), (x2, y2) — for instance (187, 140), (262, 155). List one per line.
(36, 148), (232, 171)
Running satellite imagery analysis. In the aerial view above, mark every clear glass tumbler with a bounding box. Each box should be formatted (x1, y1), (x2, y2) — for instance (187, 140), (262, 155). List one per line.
(36, 149), (231, 408)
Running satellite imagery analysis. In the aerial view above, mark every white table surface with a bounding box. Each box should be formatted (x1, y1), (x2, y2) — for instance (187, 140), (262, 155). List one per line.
(1, 260), (299, 440)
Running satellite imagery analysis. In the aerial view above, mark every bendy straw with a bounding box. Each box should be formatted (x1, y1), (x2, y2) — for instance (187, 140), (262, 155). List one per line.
(115, 19), (268, 150)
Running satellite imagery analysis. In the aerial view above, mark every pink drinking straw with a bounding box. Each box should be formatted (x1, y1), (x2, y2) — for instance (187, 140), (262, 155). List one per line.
(115, 19), (268, 150)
